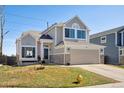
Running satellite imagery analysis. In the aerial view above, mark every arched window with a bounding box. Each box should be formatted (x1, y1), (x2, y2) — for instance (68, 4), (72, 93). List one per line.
(72, 23), (80, 29)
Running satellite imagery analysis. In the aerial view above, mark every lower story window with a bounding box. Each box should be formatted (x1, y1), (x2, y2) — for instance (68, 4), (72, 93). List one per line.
(120, 50), (123, 56)
(22, 47), (35, 58)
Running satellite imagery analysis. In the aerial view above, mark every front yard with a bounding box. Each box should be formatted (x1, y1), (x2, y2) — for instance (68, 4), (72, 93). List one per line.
(0, 65), (117, 88)
(113, 65), (124, 69)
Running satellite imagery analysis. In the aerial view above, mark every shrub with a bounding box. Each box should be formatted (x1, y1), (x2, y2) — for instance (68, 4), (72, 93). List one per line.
(66, 63), (70, 66)
(34, 65), (45, 70)
(42, 60), (45, 64)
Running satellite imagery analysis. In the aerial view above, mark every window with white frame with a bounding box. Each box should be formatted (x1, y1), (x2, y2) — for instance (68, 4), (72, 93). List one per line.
(119, 48), (124, 56)
(65, 28), (75, 38)
(101, 36), (106, 43)
(65, 28), (86, 40)
(72, 23), (80, 29)
(22, 47), (35, 58)
(77, 30), (86, 39)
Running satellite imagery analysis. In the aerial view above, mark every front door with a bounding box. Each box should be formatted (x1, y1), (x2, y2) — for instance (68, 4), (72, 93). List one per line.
(44, 48), (49, 60)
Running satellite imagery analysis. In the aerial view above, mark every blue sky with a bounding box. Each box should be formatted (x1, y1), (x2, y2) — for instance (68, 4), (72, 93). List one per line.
(3, 5), (124, 56)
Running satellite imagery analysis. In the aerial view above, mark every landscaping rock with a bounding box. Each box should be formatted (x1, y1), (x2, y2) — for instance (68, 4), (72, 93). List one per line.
(34, 65), (45, 70)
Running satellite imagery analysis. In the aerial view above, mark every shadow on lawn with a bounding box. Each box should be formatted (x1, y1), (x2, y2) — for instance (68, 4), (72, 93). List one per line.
(72, 81), (79, 84)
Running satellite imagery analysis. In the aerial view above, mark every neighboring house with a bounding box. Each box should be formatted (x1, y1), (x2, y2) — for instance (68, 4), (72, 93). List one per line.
(16, 16), (105, 65)
(90, 26), (124, 65)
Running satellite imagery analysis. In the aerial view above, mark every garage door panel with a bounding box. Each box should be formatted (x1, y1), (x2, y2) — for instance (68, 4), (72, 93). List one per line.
(70, 49), (99, 64)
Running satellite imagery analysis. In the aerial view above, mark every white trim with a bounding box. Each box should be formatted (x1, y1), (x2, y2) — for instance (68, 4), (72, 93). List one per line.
(118, 47), (120, 64)
(35, 40), (38, 60)
(64, 27), (87, 41)
(40, 39), (53, 43)
(41, 41), (43, 60)
(55, 26), (57, 46)
(121, 32), (123, 46)
(20, 46), (37, 61)
(21, 45), (36, 47)
(86, 29), (89, 43)
(43, 46), (49, 60)
(115, 32), (117, 46)
(63, 25), (65, 41)
(99, 49), (101, 64)
(19, 39), (22, 64)
(75, 29), (77, 39)
(72, 23), (80, 29)
(21, 58), (37, 61)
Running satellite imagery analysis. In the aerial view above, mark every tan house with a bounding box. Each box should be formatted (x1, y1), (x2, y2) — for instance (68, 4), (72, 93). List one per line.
(16, 16), (105, 65)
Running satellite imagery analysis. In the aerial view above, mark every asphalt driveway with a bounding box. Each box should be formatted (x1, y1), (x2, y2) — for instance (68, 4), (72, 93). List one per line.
(71, 64), (124, 88)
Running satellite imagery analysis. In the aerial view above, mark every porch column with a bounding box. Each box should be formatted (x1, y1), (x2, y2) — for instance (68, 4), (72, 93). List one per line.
(40, 40), (44, 60)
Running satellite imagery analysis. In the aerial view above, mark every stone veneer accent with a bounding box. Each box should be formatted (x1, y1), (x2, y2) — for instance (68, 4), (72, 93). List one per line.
(65, 54), (70, 64)
(50, 54), (70, 65)
(100, 55), (104, 64)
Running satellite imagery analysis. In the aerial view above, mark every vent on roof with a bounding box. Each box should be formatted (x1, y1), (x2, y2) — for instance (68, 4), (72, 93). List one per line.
(40, 34), (53, 39)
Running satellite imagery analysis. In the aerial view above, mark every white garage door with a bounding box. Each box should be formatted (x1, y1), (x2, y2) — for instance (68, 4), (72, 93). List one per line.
(70, 49), (100, 64)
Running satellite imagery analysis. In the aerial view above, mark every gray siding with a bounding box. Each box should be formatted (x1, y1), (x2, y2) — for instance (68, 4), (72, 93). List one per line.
(90, 33), (119, 64)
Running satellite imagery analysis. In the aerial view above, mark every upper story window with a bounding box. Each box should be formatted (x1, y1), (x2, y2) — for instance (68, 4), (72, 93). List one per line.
(64, 28), (86, 40)
(72, 23), (80, 29)
(101, 36), (106, 44)
(77, 30), (86, 39)
(65, 28), (75, 38)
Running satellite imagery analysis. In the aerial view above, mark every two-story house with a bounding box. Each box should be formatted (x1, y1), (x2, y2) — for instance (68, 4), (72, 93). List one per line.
(16, 16), (105, 65)
(90, 26), (124, 65)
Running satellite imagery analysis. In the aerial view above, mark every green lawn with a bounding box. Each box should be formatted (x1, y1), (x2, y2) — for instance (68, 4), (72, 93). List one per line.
(119, 65), (124, 68)
(113, 65), (124, 69)
(0, 65), (117, 88)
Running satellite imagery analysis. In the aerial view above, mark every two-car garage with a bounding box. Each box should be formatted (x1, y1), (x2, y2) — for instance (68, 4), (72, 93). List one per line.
(69, 49), (100, 65)
(65, 44), (105, 65)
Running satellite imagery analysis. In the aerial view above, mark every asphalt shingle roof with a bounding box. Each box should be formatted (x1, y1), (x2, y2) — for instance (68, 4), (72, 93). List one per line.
(40, 34), (53, 39)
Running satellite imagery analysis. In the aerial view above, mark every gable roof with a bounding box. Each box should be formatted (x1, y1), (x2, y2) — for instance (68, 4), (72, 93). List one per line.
(40, 34), (53, 39)
(90, 26), (124, 39)
(64, 16), (90, 31)
(41, 16), (90, 34)
(21, 30), (41, 40)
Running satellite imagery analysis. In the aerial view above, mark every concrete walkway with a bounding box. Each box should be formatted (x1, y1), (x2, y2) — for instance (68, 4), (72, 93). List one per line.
(71, 64), (124, 88)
